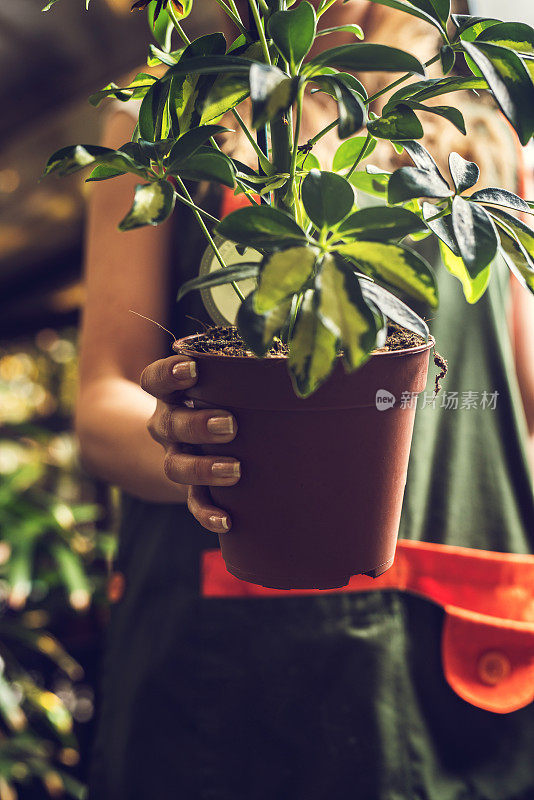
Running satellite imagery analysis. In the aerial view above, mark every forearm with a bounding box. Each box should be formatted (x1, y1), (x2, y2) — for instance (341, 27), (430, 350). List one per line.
(75, 376), (188, 504)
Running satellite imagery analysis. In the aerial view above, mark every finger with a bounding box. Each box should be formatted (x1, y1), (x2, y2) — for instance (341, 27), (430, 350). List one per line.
(140, 354), (197, 401)
(164, 447), (241, 487)
(188, 485), (232, 533)
(149, 406), (237, 446)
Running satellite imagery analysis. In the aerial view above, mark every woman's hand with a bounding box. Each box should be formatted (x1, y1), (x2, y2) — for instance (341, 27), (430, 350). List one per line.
(141, 353), (239, 533)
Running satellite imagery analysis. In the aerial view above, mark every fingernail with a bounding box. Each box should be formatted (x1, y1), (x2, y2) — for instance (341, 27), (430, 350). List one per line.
(209, 514), (230, 532)
(207, 416), (234, 435)
(173, 361), (196, 380)
(212, 461), (241, 479)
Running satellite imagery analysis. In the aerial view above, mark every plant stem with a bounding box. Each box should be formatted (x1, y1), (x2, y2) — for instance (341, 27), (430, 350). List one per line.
(270, 113), (293, 211)
(346, 132), (372, 179)
(232, 108), (271, 170)
(227, 0), (244, 23)
(175, 177), (246, 302)
(306, 54), (441, 149)
(288, 84), (305, 204)
(307, 118), (338, 146)
(206, 132), (261, 206)
(248, 0), (271, 65)
(173, 191), (221, 223)
(167, 4), (191, 45)
(365, 53), (441, 106)
(316, 0), (337, 17)
(287, 293), (302, 342)
(213, 0), (249, 36)
(425, 205), (449, 223)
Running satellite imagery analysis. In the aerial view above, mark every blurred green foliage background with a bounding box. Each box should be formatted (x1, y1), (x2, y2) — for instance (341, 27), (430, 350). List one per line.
(0, 331), (116, 800)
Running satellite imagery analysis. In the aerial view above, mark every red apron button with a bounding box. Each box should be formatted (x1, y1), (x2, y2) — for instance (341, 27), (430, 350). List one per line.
(107, 572), (126, 603)
(477, 650), (511, 686)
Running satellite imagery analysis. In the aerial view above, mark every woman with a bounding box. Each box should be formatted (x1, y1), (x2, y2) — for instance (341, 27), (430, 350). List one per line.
(77, 1), (534, 797)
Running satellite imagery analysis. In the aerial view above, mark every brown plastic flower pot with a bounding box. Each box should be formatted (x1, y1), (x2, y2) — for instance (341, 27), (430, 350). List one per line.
(178, 335), (434, 590)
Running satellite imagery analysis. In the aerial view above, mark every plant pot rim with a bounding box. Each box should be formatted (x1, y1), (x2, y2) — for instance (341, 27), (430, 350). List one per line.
(176, 333), (436, 361)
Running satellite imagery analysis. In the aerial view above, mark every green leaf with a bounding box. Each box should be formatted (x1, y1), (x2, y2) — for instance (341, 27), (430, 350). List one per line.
(175, 151), (235, 187)
(311, 75), (366, 138)
(201, 74), (250, 123)
(301, 170), (354, 228)
(308, 43), (426, 76)
(349, 169), (390, 198)
(43, 145), (114, 177)
(148, 4), (174, 50)
(312, 70), (367, 99)
(489, 207), (534, 278)
(337, 206), (426, 241)
(523, 58), (534, 84)
(288, 289), (339, 397)
(166, 55), (253, 79)
(44, 145), (149, 181)
(451, 196), (498, 277)
(164, 35), (226, 136)
(462, 41), (534, 145)
(164, 125), (228, 169)
(475, 22), (534, 56)
(422, 204), (460, 255)
(368, 104), (424, 141)
(297, 151), (321, 172)
(449, 152), (479, 193)
(494, 223), (534, 293)
(267, 1), (316, 70)
(384, 76), (487, 111)
(468, 188), (530, 214)
(333, 136), (377, 171)
(118, 180), (176, 231)
(121, 141), (153, 167)
(249, 64), (300, 128)
(317, 255), (379, 370)
(339, 241), (438, 306)
(359, 278), (429, 340)
(234, 171), (289, 195)
(388, 167), (452, 203)
(360, 0), (446, 32)
(255, 247), (317, 313)
(201, 39), (266, 120)
(217, 205), (308, 249)
(451, 15), (500, 38)
(440, 45), (456, 74)
(316, 24), (364, 41)
(439, 240), (490, 303)
(139, 79), (169, 142)
(138, 138), (174, 160)
(413, 0), (450, 26)
(86, 163), (127, 182)
(409, 102), (466, 134)
(89, 74), (157, 107)
(177, 262), (260, 302)
(237, 293), (291, 357)
(402, 139), (445, 175)
(490, 208), (534, 249)
(148, 44), (183, 67)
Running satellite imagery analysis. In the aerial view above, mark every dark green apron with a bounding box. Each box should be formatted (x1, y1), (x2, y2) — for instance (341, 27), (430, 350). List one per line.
(89, 184), (534, 800)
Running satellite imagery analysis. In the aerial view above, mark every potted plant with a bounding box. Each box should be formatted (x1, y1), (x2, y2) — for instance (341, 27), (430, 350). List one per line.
(44, 0), (534, 589)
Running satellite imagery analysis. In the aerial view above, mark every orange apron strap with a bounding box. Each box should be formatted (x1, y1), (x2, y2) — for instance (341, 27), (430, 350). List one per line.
(201, 542), (534, 714)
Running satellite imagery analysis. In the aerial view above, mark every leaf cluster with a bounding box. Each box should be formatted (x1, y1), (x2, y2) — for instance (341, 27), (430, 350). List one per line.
(43, 0), (534, 395)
